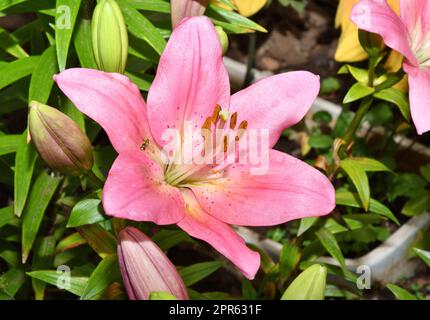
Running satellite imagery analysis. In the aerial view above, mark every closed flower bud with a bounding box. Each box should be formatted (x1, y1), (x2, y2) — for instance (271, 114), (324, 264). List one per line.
(28, 101), (94, 176)
(92, 0), (128, 73)
(281, 264), (327, 300)
(117, 227), (188, 300)
(215, 26), (228, 55)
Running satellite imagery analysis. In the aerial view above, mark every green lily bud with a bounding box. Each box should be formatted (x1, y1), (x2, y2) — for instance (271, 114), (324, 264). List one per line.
(281, 264), (327, 300)
(28, 101), (94, 176)
(92, 0), (128, 73)
(358, 29), (384, 59)
(215, 26), (229, 55)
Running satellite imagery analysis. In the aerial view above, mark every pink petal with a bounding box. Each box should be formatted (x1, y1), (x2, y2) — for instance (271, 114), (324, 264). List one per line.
(189, 150), (335, 227)
(147, 17), (230, 146)
(103, 150), (185, 225)
(54, 68), (153, 153)
(177, 190), (260, 280)
(351, 0), (418, 65)
(230, 72), (320, 148)
(404, 63), (430, 135)
(400, 0), (430, 40)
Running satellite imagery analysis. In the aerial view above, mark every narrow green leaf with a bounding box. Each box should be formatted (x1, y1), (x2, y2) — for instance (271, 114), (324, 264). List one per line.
(0, 0), (27, 11)
(81, 254), (120, 300)
(0, 27), (28, 58)
(28, 46), (58, 103)
(77, 224), (116, 258)
(124, 0), (170, 13)
(279, 242), (300, 280)
(0, 206), (19, 229)
(22, 171), (61, 263)
(14, 130), (37, 217)
(298, 217), (318, 236)
(387, 284), (417, 300)
(56, 232), (86, 253)
(316, 228), (345, 269)
(336, 191), (399, 224)
(413, 248), (430, 268)
(0, 134), (20, 156)
(74, 18), (97, 69)
(345, 157), (391, 172)
(118, 0), (166, 55)
(343, 82), (375, 104)
(55, 0), (82, 71)
(402, 192), (430, 217)
(149, 291), (177, 300)
(0, 241), (20, 267)
(338, 64), (368, 84)
(27, 270), (89, 297)
(0, 56), (40, 90)
(31, 236), (56, 300)
(340, 159), (370, 211)
(67, 199), (105, 228)
(0, 268), (26, 299)
(179, 261), (224, 287)
(281, 264), (327, 300)
(374, 88), (410, 121)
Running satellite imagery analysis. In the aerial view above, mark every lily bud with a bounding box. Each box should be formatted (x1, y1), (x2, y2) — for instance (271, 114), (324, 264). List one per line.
(171, 0), (208, 29)
(92, 0), (128, 73)
(358, 30), (384, 59)
(28, 101), (94, 176)
(281, 264), (327, 300)
(117, 227), (189, 300)
(215, 26), (228, 55)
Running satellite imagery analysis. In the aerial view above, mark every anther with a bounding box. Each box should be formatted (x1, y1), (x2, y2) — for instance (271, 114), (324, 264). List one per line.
(229, 112), (238, 130)
(223, 135), (229, 153)
(211, 104), (222, 123)
(235, 121), (248, 141)
(201, 117), (213, 136)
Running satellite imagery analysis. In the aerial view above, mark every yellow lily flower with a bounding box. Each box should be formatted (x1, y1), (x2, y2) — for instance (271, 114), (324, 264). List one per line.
(211, 0), (267, 17)
(335, 0), (400, 63)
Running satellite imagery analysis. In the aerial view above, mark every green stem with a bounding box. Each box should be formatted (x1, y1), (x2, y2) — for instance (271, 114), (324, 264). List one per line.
(243, 32), (257, 88)
(368, 57), (377, 87)
(339, 97), (373, 156)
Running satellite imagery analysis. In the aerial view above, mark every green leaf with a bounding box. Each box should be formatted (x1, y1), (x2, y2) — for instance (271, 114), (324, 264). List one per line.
(77, 224), (116, 258)
(374, 88), (410, 121)
(402, 192), (430, 217)
(22, 171), (61, 263)
(316, 228), (345, 270)
(340, 159), (370, 211)
(31, 236), (56, 300)
(124, 0), (170, 13)
(179, 261), (224, 287)
(279, 242), (300, 280)
(67, 199), (105, 228)
(152, 229), (192, 251)
(413, 248), (430, 268)
(345, 157), (391, 172)
(206, 3), (267, 33)
(0, 206), (19, 229)
(364, 102), (393, 127)
(0, 268), (26, 299)
(81, 254), (120, 300)
(27, 270), (89, 297)
(0, 134), (20, 156)
(309, 135), (333, 149)
(343, 82), (375, 104)
(73, 18), (97, 69)
(420, 164), (430, 183)
(338, 64), (368, 84)
(0, 27), (28, 58)
(55, 0), (82, 71)
(118, 0), (166, 55)
(149, 291), (178, 300)
(29, 46), (58, 103)
(336, 191), (399, 224)
(387, 284), (417, 300)
(298, 217), (318, 236)
(281, 264), (327, 300)
(0, 56), (40, 90)
(312, 111), (332, 124)
(0, 0), (28, 11)
(14, 130), (38, 217)
(388, 173), (427, 202)
(56, 232), (86, 253)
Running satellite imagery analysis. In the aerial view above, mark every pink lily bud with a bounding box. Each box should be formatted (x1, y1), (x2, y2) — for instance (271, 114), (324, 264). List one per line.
(28, 101), (94, 176)
(171, 0), (208, 29)
(117, 227), (189, 300)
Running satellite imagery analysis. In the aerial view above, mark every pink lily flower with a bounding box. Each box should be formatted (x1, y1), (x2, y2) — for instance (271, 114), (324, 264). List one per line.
(171, 0), (208, 29)
(54, 17), (335, 279)
(351, 0), (430, 134)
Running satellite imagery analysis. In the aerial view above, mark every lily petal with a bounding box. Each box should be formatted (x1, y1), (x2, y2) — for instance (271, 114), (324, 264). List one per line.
(147, 17), (230, 146)
(404, 63), (430, 135)
(55, 68), (152, 153)
(400, 0), (430, 41)
(177, 190), (260, 280)
(351, 0), (418, 65)
(190, 150), (335, 226)
(103, 150), (185, 225)
(230, 72), (320, 148)
(171, 0), (208, 29)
